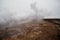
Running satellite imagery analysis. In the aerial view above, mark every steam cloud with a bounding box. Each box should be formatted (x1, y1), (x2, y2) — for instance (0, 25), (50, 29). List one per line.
(0, 0), (60, 28)
(0, 1), (43, 27)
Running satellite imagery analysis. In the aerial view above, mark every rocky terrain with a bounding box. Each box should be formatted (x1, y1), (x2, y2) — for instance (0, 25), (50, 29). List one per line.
(0, 19), (60, 40)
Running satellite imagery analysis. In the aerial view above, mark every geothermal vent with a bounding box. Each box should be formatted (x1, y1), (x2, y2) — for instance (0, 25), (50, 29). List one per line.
(0, 0), (59, 40)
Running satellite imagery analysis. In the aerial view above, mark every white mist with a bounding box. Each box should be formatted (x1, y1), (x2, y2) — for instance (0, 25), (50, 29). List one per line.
(0, 0), (59, 26)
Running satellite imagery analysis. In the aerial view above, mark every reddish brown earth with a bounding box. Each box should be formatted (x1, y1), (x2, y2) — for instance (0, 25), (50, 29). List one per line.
(0, 19), (59, 40)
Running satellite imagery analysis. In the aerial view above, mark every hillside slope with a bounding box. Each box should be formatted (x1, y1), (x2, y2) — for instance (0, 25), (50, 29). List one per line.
(0, 19), (59, 40)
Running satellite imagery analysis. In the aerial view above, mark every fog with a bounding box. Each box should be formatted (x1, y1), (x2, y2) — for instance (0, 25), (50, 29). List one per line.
(0, 0), (60, 25)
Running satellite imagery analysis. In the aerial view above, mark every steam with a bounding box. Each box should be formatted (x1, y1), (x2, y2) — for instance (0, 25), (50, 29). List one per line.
(0, 0), (59, 28)
(7, 2), (44, 27)
(0, 2), (43, 28)
(30, 2), (43, 21)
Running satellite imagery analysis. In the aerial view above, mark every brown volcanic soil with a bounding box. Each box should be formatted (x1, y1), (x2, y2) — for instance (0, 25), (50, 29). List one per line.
(0, 19), (59, 40)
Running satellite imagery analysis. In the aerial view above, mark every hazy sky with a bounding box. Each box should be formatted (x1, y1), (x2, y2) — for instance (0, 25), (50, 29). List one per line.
(0, 0), (60, 21)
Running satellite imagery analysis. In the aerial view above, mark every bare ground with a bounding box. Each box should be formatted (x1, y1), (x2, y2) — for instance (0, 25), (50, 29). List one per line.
(0, 19), (59, 40)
